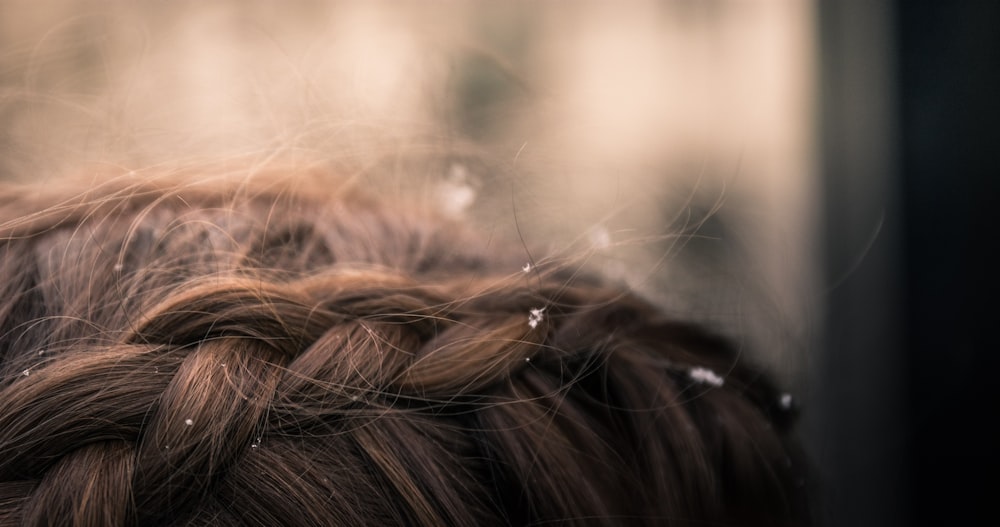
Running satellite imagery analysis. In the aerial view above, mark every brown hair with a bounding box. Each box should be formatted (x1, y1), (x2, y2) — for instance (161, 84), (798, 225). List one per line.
(0, 171), (808, 526)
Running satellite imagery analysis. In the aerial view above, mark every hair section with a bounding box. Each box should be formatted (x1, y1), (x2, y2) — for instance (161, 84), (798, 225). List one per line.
(0, 171), (808, 526)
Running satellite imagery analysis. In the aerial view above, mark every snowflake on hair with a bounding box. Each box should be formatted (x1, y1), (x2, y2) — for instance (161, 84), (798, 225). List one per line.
(528, 307), (545, 329)
(689, 367), (724, 387)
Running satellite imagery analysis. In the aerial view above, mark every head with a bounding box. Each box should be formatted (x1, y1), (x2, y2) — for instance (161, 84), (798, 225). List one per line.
(0, 170), (808, 526)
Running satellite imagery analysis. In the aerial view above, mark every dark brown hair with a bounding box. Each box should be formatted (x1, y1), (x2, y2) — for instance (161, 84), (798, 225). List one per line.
(0, 171), (808, 526)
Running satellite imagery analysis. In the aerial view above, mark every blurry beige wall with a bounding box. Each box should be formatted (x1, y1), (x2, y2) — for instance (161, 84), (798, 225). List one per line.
(0, 0), (817, 382)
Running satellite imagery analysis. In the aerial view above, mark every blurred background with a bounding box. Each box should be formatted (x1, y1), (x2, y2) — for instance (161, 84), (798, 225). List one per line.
(1, 1), (996, 525)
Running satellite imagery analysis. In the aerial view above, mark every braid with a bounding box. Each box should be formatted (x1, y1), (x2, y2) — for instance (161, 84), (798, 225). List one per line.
(0, 173), (808, 526)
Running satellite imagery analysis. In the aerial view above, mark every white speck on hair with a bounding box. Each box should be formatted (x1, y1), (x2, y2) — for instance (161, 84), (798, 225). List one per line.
(589, 226), (612, 250)
(38, 350), (45, 356)
(522, 262), (532, 273)
(525, 357), (532, 362)
(21, 369), (30, 377)
(436, 163), (477, 217)
(184, 418), (194, 426)
(350, 395), (359, 401)
(779, 393), (793, 410)
(251, 437), (261, 449)
(113, 264), (123, 272)
(689, 367), (724, 387)
(528, 307), (545, 329)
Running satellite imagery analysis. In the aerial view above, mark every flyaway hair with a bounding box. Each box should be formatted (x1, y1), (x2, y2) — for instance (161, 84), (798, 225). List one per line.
(0, 171), (809, 526)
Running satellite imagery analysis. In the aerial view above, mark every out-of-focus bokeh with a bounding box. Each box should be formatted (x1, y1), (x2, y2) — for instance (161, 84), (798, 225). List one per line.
(0, 1), (818, 385)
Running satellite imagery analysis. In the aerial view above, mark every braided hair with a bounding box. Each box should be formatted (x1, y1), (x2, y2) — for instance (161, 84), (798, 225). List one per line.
(0, 171), (808, 526)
